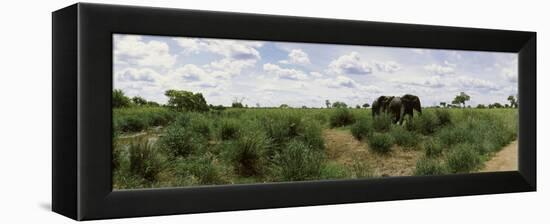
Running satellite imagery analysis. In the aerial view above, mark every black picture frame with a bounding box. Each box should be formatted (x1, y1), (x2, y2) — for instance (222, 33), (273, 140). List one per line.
(52, 3), (536, 221)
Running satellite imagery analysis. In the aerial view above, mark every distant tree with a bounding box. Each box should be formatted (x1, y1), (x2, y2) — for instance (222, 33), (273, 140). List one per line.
(232, 97), (245, 108)
(112, 89), (131, 108)
(280, 104), (289, 109)
(131, 96), (147, 106)
(256, 103), (261, 108)
(476, 104), (486, 109)
(489, 102), (503, 108)
(164, 89), (208, 112)
(301, 105), (308, 109)
(505, 104), (510, 108)
(362, 103), (370, 108)
(146, 101), (160, 107)
(325, 100), (331, 108)
(355, 105), (361, 109)
(332, 101), (348, 108)
(453, 92), (470, 108)
(507, 95), (518, 108)
(440, 102), (447, 108)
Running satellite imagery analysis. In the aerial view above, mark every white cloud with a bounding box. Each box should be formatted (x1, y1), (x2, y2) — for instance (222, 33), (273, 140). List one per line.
(374, 61), (401, 73)
(205, 58), (256, 78)
(172, 37), (201, 54)
(424, 63), (455, 75)
(201, 39), (263, 60)
(310, 72), (323, 78)
(279, 49), (310, 65)
(263, 63), (307, 80)
(114, 34), (176, 68)
(456, 76), (498, 90)
(318, 75), (358, 88)
(392, 76), (445, 88)
(501, 68), (518, 83)
(116, 68), (162, 83)
(328, 52), (372, 75)
(167, 64), (226, 89)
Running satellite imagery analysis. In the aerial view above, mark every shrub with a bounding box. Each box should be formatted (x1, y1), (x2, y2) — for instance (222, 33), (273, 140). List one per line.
(424, 138), (443, 157)
(407, 111), (439, 135)
(272, 140), (324, 181)
(159, 125), (206, 158)
(414, 157), (447, 176)
(390, 126), (419, 150)
(189, 114), (212, 139)
(434, 109), (452, 126)
(319, 163), (349, 179)
(372, 113), (392, 132)
(178, 153), (225, 185)
(219, 118), (241, 140)
(228, 133), (270, 176)
(298, 119), (325, 151)
(121, 115), (147, 132)
(128, 140), (164, 182)
(348, 160), (373, 178)
(329, 108), (356, 127)
(445, 144), (482, 173)
(351, 117), (372, 140)
(368, 133), (394, 154)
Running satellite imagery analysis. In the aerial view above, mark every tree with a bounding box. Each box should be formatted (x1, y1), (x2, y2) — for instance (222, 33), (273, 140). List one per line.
(131, 96), (147, 106)
(362, 103), (370, 108)
(280, 104), (289, 109)
(232, 97), (245, 108)
(507, 95), (518, 108)
(146, 101), (160, 107)
(489, 102), (503, 108)
(439, 102), (447, 108)
(332, 101), (347, 108)
(476, 104), (486, 109)
(112, 89), (131, 108)
(453, 92), (470, 108)
(355, 105), (361, 109)
(164, 89), (208, 112)
(325, 100), (331, 108)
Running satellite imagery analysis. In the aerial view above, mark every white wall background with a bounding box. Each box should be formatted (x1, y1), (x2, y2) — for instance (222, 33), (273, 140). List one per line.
(0, 0), (546, 223)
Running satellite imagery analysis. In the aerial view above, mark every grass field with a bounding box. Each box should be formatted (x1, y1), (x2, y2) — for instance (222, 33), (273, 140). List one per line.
(112, 106), (518, 189)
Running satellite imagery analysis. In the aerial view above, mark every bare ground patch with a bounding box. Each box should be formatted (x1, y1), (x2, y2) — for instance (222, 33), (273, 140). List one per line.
(481, 140), (518, 172)
(323, 129), (423, 177)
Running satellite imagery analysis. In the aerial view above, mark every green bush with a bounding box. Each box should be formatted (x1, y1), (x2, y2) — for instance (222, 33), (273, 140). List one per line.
(414, 157), (447, 176)
(159, 125), (206, 158)
(189, 114), (212, 139)
(445, 144), (482, 173)
(351, 117), (372, 140)
(368, 133), (394, 154)
(177, 153), (225, 185)
(390, 126), (419, 150)
(434, 109), (452, 126)
(272, 140), (324, 181)
(298, 119), (325, 151)
(329, 108), (356, 127)
(424, 138), (443, 157)
(219, 118), (241, 140)
(319, 163), (349, 179)
(228, 133), (270, 176)
(128, 140), (164, 182)
(407, 111), (439, 135)
(372, 113), (392, 132)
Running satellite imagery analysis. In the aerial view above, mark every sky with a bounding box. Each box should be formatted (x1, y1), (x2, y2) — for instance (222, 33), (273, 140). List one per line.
(113, 34), (518, 108)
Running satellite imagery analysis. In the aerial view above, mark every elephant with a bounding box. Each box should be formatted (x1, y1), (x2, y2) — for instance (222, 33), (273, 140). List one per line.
(372, 96), (394, 118)
(388, 94), (422, 124)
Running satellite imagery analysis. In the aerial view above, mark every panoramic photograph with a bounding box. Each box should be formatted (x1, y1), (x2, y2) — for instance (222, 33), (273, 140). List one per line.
(112, 34), (518, 190)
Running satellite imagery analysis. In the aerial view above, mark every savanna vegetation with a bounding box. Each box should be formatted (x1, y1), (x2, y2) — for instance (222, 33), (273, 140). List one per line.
(112, 89), (518, 189)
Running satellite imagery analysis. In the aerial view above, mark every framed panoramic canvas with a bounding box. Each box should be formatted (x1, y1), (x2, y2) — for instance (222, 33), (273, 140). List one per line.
(52, 3), (536, 221)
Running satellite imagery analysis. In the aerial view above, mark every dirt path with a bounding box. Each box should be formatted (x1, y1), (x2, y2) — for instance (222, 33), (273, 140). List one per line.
(323, 129), (423, 177)
(481, 140), (518, 172)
